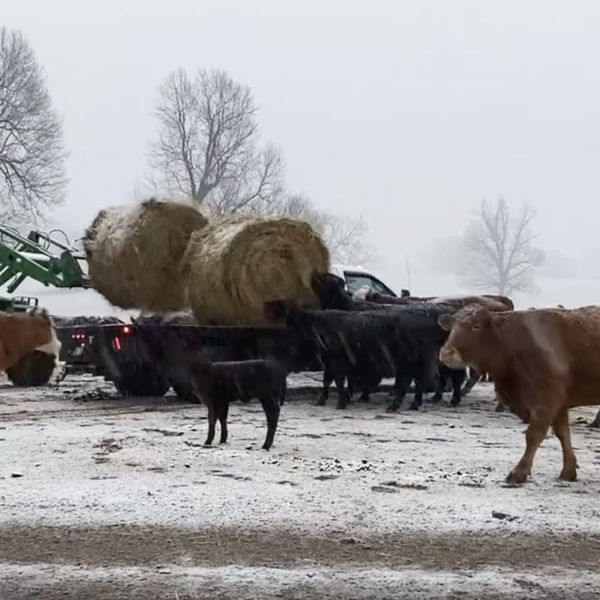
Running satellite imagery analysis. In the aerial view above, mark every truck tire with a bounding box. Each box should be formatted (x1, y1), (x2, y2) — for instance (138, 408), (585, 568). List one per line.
(6, 351), (57, 387)
(113, 366), (170, 398)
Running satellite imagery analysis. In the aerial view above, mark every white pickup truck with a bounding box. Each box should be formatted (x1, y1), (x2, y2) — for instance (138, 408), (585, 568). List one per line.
(329, 264), (399, 297)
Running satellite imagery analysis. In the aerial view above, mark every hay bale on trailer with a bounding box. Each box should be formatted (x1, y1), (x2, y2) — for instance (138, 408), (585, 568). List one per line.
(83, 198), (208, 313)
(182, 217), (330, 325)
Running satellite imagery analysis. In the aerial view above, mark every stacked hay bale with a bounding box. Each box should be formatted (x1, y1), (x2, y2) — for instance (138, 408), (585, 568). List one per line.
(181, 216), (330, 325)
(83, 198), (208, 313)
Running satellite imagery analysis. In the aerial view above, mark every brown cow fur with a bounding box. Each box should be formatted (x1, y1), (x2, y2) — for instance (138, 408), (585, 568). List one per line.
(0, 308), (61, 374)
(438, 304), (600, 485)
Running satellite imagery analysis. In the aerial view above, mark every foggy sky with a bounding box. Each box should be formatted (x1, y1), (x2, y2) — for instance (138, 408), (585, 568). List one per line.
(5, 0), (600, 286)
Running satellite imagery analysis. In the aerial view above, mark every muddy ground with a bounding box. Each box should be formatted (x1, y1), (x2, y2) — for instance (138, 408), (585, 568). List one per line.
(1, 372), (600, 599)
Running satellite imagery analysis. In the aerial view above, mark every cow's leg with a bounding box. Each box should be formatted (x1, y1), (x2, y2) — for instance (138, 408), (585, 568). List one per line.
(218, 402), (230, 444)
(317, 365), (333, 406)
(358, 373), (379, 403)
(449, 368), (466, 407)
(552, 408), (578, 481)
(387, 373), (411, 412)
(409, 378), (425, 410)
(506, 413), (552, 484)
(461, 369), (480, 396)
(346, 375), (356, 403)
(335, 373), (350, 410)
(204, 402), (217, 446)
(430, 366), (446, 404)
(588, 408), (600, 428)
(259, 395), (281, 450)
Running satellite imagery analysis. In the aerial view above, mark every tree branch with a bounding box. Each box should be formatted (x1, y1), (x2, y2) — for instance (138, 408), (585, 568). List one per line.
(146, 67), (282, 213)
(253, 193), (378, 266)
(0, 27), (68, 223)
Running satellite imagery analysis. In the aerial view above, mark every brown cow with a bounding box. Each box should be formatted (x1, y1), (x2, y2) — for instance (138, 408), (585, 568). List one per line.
(0, 308), (62, 376)
(438, 304), (600, 485)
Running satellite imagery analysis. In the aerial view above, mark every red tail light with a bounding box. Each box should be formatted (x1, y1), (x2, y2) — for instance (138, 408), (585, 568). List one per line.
(113, 337), (122, 351)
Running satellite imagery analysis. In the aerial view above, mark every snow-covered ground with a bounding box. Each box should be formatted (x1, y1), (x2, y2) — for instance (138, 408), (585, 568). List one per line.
(1, 373), (600, 598)
(2, 376), (600, 534)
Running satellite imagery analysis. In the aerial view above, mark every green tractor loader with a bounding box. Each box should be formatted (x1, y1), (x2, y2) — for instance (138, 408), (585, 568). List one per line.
(0, 225), (90, 387)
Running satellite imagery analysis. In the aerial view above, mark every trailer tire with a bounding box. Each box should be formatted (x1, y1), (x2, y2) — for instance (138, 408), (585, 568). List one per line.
(114, 368), (170, 398)
(6, 351), (57, 387)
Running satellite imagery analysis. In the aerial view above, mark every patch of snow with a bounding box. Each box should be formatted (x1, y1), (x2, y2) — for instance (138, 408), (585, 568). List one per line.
(1, 376), (600, 537)
(0, 562), (599, 598)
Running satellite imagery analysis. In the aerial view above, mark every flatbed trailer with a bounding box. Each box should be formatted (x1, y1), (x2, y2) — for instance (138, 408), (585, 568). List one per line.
(56, 318), (322, 399)
(50, 265), (400, 396)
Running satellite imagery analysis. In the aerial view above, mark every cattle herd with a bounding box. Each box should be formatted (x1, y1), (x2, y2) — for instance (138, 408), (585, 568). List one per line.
(3, 275), (600, 488)
(266, 273), (600, 487)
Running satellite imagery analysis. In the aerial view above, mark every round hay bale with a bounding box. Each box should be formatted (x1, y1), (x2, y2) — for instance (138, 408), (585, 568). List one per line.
(83, 198), (208, 312)
(182, 216), (330, 325)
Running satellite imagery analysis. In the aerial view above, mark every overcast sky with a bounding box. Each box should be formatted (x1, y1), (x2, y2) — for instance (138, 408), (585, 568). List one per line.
(5, 0), (600, 285)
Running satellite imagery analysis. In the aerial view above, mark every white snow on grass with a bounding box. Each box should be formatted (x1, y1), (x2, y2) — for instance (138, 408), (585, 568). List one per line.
(2, 375), (600, 536)
(1, 562), (599, 599)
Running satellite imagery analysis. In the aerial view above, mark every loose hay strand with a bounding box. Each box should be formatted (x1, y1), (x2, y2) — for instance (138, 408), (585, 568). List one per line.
(84, 198), (208, 313)
(183, 216), (330, 325)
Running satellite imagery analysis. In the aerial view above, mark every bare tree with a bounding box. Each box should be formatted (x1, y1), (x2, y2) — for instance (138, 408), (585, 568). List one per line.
(460, 197), (545, 295)
(256, 193), (378, 266)
(0, 27), (68, 224)
(146, 67), (284, 215)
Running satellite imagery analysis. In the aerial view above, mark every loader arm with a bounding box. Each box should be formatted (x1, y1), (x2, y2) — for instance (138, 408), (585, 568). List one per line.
(0, 225), (91, 293)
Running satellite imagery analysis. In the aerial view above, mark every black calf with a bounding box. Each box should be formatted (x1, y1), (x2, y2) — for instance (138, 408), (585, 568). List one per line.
(170, 351), (286, 450)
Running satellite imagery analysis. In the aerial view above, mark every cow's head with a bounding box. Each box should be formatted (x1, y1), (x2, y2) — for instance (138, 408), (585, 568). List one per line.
(29, 308), (62, 358)
(438, 304), (508, 370)
(311, 272), (352, 310)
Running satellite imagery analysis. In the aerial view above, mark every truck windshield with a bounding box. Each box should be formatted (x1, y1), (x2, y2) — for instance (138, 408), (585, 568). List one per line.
(344, 272), (397, 297)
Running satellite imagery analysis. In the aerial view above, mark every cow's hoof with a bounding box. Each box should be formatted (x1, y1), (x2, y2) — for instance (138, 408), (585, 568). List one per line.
(335, 402), (347, 410)
(495, 403), (506, 413)
(450, 399), (461, 407)
(559, 467), (577, 482)
(386, 404), (399, 413)
(505, 467), (529, 485)
(315, 399), (326, 407)
(408, 402), (420, 411)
